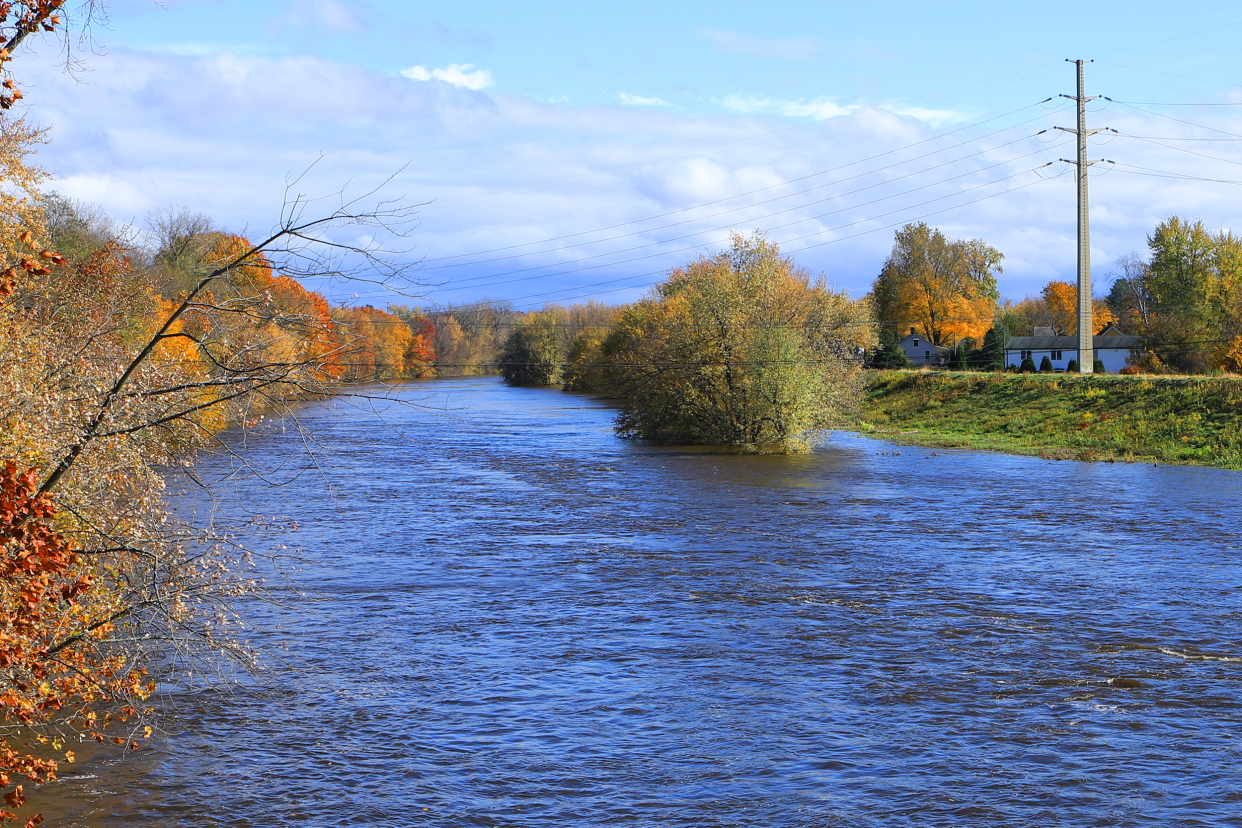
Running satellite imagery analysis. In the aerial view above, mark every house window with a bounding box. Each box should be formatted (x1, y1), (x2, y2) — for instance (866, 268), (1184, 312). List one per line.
(913, 339), (920, 347)
(1021, 350), (1032, 360)
(1051, 350), (1062, 360)
(924, 351), (930, 360)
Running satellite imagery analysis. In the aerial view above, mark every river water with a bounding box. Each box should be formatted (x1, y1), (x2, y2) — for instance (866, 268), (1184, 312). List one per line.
(39, 377), (1242, 826)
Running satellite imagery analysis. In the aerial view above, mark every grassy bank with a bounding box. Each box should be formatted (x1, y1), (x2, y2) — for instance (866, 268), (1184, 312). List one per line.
(860, 370), (1242, 469)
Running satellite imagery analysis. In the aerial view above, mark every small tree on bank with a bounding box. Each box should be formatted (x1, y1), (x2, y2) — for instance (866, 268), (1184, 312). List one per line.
(950, 344), (968, 370)
(978, 323), (1008, 370)
(868, 325), (911, 369)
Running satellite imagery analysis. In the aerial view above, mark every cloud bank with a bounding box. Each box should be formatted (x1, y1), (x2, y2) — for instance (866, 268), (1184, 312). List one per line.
(17, 45), (1242, 310)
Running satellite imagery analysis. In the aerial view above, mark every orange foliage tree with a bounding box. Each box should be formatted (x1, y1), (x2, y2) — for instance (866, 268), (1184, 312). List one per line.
(1041, 280), (1076, 334)
(0, 463), (155, 828)
(1007, 280), (1120, 337)
(872, 222), (1002, 346)
(330, 306), (434, 381)
(1, 9), (428, 824)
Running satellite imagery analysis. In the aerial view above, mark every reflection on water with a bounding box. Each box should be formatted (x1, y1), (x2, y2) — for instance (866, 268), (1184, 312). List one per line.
(39, 377), (1242, 826)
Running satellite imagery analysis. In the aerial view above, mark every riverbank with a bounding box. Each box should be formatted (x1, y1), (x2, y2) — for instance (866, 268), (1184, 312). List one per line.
(860, 370), (1242, 469)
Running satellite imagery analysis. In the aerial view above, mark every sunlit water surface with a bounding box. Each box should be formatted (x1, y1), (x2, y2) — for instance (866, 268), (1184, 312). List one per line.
(39, 377), (1242, 826)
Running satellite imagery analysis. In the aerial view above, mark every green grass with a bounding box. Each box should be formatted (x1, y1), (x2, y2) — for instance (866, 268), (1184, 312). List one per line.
(859, 370), (1242, 470)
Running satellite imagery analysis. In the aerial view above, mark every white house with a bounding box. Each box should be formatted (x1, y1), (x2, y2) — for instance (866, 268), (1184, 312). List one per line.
(1004, 324), (1144, 374)
(897, 328), (951, 366)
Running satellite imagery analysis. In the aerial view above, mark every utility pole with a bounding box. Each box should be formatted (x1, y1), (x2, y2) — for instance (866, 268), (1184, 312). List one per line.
(1054, 59), (1108, 373)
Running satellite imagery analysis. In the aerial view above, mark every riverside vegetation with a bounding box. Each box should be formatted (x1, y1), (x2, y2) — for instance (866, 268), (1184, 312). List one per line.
(481, 221), (1242, 466)
(864, 371), (1242, 469)
(500, 234), (875, 453)
(0, 7), (438, 822)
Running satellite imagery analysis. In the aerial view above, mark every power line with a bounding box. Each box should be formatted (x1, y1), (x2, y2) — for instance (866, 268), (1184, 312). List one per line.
(507, 174), (1050, 308)
(452, 162), (1050, 301)
(432, 140), (1066, 293)
(1093, 20), (1242, 58)
(423, 118), (1060, 275)
(1109, 100), (1242, 139)
(418, 101), (1063, 266)
(422, 65), (1069, 212)
(1114, 133), (1242, 168)
(1110, 163), (1242, 185)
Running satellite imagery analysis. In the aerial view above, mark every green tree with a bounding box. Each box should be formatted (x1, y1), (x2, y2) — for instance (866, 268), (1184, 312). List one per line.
(601, 233), (874, 453)
(869, 325), (910, 369)
(1039, 355), (1054, 373)
(499, 320), (563, 386)
(950, 343), (968, 370)
(977, 323), (1008, 370)
(1019, 355), (1037, 373)
(1146, 217), (1216, 372)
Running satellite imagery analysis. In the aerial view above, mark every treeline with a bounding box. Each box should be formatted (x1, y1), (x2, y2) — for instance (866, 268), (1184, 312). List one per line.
(495, 234), (874, 453)
(1102, 217), (1242, 374)
(0, 121), (433, 819)
(866, 217), (1242, 375)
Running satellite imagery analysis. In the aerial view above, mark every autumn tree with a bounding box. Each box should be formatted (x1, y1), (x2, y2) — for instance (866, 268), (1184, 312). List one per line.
(1041, 280), (1076, 335)
(498, 302), (621, 388)
(499, 315), (564, 386)
(1, 169), (426, 824)
(406, 300), (515, 377)
(597, 233), (873, 453)
(872, 222), (1002, 346)
(331, 305), (433, 381)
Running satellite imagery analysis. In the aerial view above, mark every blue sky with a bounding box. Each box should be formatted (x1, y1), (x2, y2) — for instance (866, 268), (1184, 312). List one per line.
(15, 1), (1242, 308)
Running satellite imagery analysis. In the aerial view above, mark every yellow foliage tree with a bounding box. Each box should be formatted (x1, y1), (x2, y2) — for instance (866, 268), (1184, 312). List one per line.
(872, 222), (1002, 346)
(1041, 281), (1076, 334)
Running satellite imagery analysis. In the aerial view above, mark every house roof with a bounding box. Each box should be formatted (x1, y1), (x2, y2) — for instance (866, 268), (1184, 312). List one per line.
(1005, 334), (1145, 351)
(898, 333), (950, 353)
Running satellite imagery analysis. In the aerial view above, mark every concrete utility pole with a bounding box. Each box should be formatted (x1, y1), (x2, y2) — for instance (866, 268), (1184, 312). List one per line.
(1055, 60), (1107, 373)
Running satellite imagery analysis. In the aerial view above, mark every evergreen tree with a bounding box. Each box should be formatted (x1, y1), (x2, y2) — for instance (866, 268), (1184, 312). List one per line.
(979, 323), (1009, 370)
(1093, 357), (1107, 374)
(1019, 355), (1037, 373)
(949, 343), (968, 370)
(869, 326), (910, 369)
(1065, 358), (1079, 373)
(1039, 355), (1054, 373)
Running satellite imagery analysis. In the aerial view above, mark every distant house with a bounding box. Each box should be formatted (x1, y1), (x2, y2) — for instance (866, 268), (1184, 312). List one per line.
(897, 328), (951, 367)
(1004, 324), (1144, 373)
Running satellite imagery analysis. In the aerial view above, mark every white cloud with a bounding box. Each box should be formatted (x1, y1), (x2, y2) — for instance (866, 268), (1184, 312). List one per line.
(722, 94), (857, 120)
(401, 62), (493, 90)
(700, 29), (823, 61)
(617, 92), (672, 107)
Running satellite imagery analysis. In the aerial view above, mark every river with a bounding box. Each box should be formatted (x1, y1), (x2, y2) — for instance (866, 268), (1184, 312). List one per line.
(39, 376), (1242, 826)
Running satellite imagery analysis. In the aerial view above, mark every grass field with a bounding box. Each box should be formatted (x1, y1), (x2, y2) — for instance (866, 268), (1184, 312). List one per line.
(860, 370), (1242, 470)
